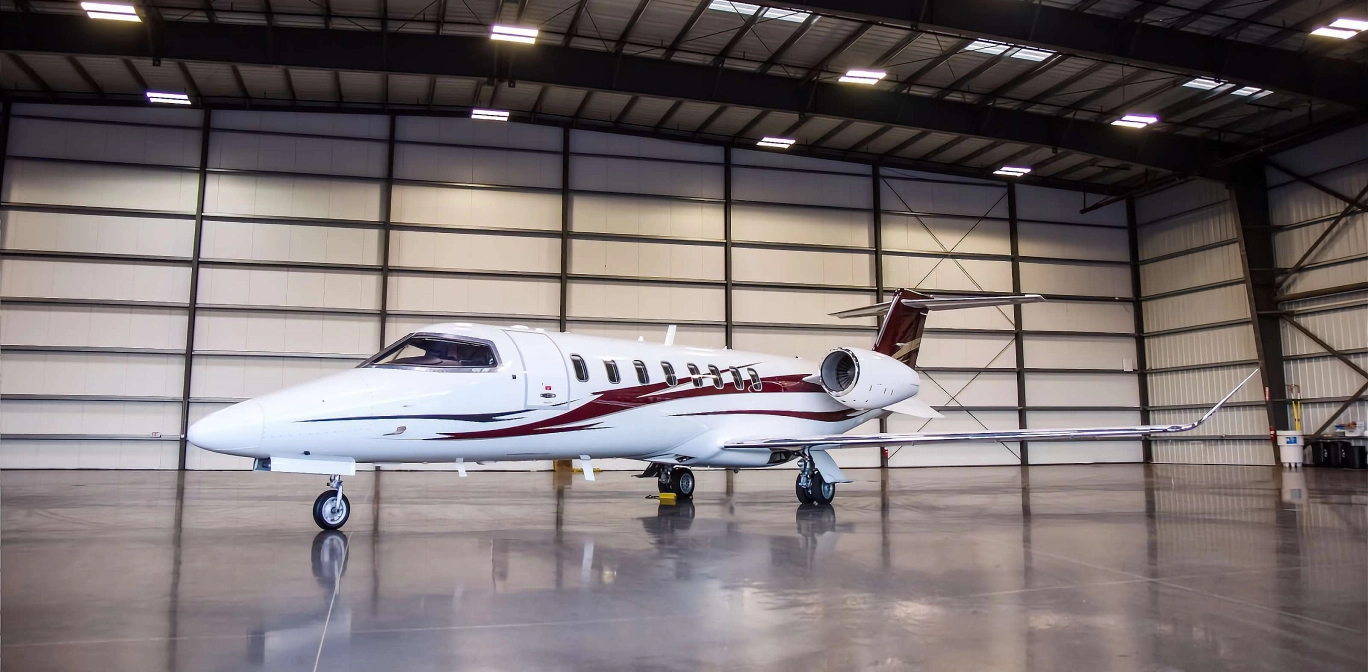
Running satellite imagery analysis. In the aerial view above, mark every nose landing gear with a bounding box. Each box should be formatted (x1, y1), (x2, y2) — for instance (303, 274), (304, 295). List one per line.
(312, 475), (351, 530)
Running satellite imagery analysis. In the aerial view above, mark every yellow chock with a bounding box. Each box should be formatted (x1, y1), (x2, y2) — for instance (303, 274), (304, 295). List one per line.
(657, 492), (678, 504)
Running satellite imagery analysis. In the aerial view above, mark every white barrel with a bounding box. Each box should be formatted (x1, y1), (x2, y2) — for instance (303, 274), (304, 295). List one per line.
(1277, 430), (1304, 468)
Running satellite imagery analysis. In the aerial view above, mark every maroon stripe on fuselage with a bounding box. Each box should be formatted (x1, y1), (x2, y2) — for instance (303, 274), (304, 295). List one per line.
(672, 408), (866, 422)
(430, 373), (825, 441)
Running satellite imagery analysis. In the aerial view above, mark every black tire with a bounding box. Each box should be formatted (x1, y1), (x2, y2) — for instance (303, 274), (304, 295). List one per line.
(809, 471), (836, 505)
(670, 468), (695, 498)
(312, 491), (351, 530)
(795, 474), (814, 505)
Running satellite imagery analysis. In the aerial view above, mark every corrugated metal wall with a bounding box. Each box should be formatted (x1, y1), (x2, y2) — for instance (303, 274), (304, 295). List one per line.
(2, 103), (1139, 470)
(1266, 125), (1368, 437)
(1135, 180), (1271, 465)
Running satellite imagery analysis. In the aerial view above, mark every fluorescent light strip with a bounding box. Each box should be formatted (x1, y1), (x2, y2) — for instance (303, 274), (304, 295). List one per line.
(81, 2), (137, 12)
(1111, 120), (1149, 128)
(965, 39), (1010, 55)
(86, 10), (141, 20)
(491, 25), (538, 44)
(1230, 86), (1263, 96)
(1183, 77), (1224, 90)
(1011, 47), (1054, 61)
(1329, 18), (1368, 31)
(147, 92), (192, 105)
(471, 109), (510, 121)
(757, 136), (795, 149)
(1121, 114), (1159, 124)
(1311, 26), (1358, 39)
(839, 69), (886, 85)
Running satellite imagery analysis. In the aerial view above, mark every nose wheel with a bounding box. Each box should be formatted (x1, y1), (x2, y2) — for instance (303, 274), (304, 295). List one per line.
(657, 466), (695, 498)
(312, 475), (351, 530)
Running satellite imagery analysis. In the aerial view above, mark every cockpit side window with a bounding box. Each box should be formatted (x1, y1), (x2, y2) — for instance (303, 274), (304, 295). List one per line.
(364, 334), (499, 370)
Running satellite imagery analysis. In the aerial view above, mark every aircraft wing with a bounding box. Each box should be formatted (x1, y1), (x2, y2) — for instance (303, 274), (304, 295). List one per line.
(726, 370), (1258, 451)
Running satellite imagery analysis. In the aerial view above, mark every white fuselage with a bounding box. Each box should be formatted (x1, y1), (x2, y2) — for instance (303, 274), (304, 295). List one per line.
(189, 323), (900, 469)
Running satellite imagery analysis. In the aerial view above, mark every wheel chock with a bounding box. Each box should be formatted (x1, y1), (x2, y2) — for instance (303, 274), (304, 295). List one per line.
(657, 492), (677, 504)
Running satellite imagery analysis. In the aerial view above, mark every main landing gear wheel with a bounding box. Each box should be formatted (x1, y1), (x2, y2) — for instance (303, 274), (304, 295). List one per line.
(312, 475), (351, 530)
(795, 457), (835, 506)
(658, 467), (695, 498)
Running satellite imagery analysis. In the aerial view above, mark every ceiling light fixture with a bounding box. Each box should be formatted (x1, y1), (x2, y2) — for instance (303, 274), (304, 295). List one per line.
(1310, 18), (1367, 39)
(839, 69), (886, 85)
(491, 25), (538, 44)
(146, 91), (191, 105)
(993, 166), (1031, 177)
(1183, 77), (1225, 90)
(756, 136), (795, 149)
(964, 39), (1055, 61)
(471, 108), (510, 121)
(1111, 114), (1159, 129)
(1329, 18), (1368, 30)
(82, 2), (140, 20)
(707, 1), (811, 23)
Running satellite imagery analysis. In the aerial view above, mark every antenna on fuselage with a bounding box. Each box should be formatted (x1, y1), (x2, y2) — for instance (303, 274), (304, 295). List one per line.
(664, 324), (677, 347)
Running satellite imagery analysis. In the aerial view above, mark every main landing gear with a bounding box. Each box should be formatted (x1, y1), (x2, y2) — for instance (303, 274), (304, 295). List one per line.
(312, 475), (351, 530)
(795, 453), (835, 506)
(656, 466), (695, 498)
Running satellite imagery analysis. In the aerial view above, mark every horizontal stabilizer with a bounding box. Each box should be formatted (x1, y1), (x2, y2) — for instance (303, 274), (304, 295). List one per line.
(831, 293), (1045, 319)
(883, 396), (943, 419)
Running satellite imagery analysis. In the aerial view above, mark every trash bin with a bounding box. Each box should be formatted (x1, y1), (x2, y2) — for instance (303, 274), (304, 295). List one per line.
(1277, 431), (1304, 468)
(1348, 443), (1367, 469)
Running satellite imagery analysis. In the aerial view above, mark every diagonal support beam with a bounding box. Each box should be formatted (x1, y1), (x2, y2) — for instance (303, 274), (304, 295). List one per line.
(1275, 178), (1368, 292)
(756, 13), (817, 75)
(711, 5), (764, 68)
(662, 0), (709, 60)
(612, 0), (652, 55)
(801, 22), (872, 83)
(6, 52), (53, 96)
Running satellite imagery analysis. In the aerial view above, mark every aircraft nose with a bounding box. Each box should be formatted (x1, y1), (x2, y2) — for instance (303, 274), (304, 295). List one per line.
(188, 400), (265, 454)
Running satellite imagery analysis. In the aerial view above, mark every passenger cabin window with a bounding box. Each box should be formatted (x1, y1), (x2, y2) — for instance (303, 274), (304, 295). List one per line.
(729, 367), (744, 390)
(604, 359), (621, 384)
(708, 365), (724, 389)
(662, 362), (677, 387)
(571, 355), (589, 382)
(633, 360), (649, 384)
(747, 367), (762, 391)
(687, 364), (702, 388)
(366, 334), (498, 370)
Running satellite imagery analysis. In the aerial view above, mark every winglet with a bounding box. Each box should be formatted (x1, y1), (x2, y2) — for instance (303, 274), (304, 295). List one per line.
(1198, 369), (1260, 425)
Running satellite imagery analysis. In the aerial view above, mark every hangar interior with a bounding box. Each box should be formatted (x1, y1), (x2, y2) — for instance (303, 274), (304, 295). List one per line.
(2, 0), (1368, 669)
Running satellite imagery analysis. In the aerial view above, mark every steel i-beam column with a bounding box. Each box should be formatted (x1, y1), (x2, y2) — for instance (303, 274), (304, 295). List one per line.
(1007, 182), (1028, 466)
(177, 109), (212, 470)
(1127, 198), (1153, 462)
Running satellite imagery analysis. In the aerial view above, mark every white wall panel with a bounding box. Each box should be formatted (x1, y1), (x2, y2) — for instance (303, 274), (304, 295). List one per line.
(732, 203), (872, 247)
(2, 351), (183, 397)
(1019, 262), (1131, 297)
(733, 247), (873, 287)
(886, 410), (1021, 467)
(731, 287), (876, 327)
(1150, 405), (1265, 436)
(1023, 334), (1136, 370)
(1137, 206), (1237, 262)
(1020, 301), (1133, 333)
(1016, 185), (1126, 227)
(732, 148), (868, 174)
(1147, 366), (1265, 407)
(1142, 284), (1249, 332)
(1285, 353), (1368, 401)
(1027, 410), (1141, 427)
(386, 317), (558, 341)
(1, 304), (185, 350)
(2, 399), (182, 436)
(1026, 372), (1139, 407)
(210, 132), (387, 177)
(197, 267), (380, 309)
(2, 210), (194, 258)
(203, 173), (382, 221)
(731, 327), (871, 361)
(214, 110), (388, 139)
(4, 159), (199, 212)
(569, 322), (726, 349)
(925, 304), (1016, 331)
(734, 167), (871, 208)
(1, 258), (190, 303)
(194, 310), (379, 356)
(570, 238), (723, 281)
(918, 333), (1017, 368)
(1017, 221), (1129, 261)
(391, 185), (561, 231)
(572, 130), (721, 162)
(1272, 214), (1366, 267)
(1279, 305), (1367, 355)
(1135, 179), (1229, 225)
(18, 102), (201, 127)
(1029, 440), (1143, 464)
(917, 371), (1017, 406)
(571, 156), (722, 199)
(1140, 243), (1242, 296)
(398, 116), (561, 150)
(881, 214), (1010, 255)
(1145, 323), (1257, 369)
(571, 193), (723, 239)
(390, 229), (559, 274)
(190, 355), (357, 400)
(394, 143), (560, 189)
(388, 275), (559, 317)
(0, 439), (180, 469)
(882, 255), (1012, 292)
(1279, 258), (1368, 296)
(567, 280), (724, 322)
(1152, 440), (1273, 466)
(10, 117), (201, 167)
(201, 220), (381, 265)
(882, 179), (1007, 218)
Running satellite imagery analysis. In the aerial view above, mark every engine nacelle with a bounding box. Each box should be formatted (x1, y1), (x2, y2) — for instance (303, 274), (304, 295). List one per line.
(818, 347), (921, 410)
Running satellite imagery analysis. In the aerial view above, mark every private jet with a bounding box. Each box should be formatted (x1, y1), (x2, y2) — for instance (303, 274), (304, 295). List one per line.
(189, 289), (1255, 529)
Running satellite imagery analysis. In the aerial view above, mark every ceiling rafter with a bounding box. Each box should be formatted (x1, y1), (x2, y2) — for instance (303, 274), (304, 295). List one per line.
(612, 0), (652, 56)
(693, 105), (729, 137)
(711, 4), (764, 68)
(894, 38), (971, 94)
(975, 53), (1066, 105)
(562, 0), (589, 48)
(882, 130), (931, 157)
(122, 58), (149, 91)
(732, 109), (771, 140)
(176, 61), (201, 99)
(662, 0), (710, 60)
(68, 56), (104, 97)
(932, 50), (1008, 101)
(800, 22), (872, 84)
(847, 125), (892, 152)
(755, 13), (817, 75)
(810, 118), (853, 147)
(6, 52), (53, 96)
(918, 135), (968, 161)
(653, 100), (683, 130)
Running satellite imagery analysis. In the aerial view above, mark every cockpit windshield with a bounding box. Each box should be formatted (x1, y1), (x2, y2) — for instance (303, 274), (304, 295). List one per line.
(363, 334), (499, 370)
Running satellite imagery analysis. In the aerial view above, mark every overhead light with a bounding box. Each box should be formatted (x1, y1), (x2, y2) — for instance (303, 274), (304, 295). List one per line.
(1230, 86), (1264, 97)
(1183, 77), (1225, 90)
(993, 166), (1031, 177)
(471, 108), (510, 121)
(1111, 114), (1159, 128)
(964, 39), (1054, 61)
(82, 2), (140, 20)
(707, 1), (811, 23)
(1011, 47), (1054, 61)
(146, 91), (191, 105)
(491, 25), (538, 44)
(965, 39), (1010, 56)
(1311, 26), (1359, 39)
(1329, 18), (1368, 31)
(756, 136), (795, 149)
(839, 69), (886, 84)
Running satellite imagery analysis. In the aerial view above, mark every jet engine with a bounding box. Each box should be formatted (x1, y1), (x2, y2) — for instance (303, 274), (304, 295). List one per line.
(818, 347), (921, 410)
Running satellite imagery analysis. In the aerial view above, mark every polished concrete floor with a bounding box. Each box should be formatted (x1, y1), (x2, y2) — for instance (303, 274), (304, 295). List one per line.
(3, 464), (1367, 671)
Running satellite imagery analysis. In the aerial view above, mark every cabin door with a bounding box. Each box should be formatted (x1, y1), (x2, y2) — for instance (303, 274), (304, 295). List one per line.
(506, 330), (570, 408)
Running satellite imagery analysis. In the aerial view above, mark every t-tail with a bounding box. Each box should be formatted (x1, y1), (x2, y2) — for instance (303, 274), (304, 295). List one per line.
(830, 289), (1046, 369)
